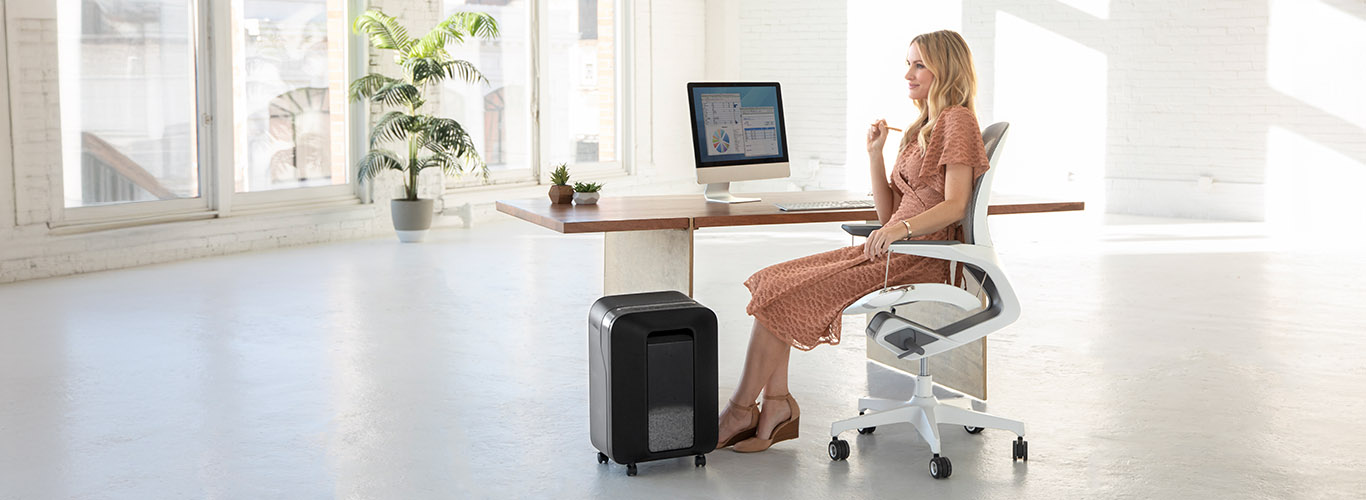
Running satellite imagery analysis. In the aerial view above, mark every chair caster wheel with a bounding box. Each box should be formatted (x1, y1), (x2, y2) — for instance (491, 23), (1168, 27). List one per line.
(626, 464), (637, 476)
(857, 410), (875, 434)
(828, 438), (851, 461)
(597, 452), (608, 464)
(964, 426), (983, 434)
(929, 454), (952, 479)
(695, 455), (706, 467)
(1012, 437), (1028, 461)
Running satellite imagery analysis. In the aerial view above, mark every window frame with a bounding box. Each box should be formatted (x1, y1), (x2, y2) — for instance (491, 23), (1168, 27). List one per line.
(46, 0), (631, 229)
(445, 0), (630, 195)
(52, 0), (365, 229)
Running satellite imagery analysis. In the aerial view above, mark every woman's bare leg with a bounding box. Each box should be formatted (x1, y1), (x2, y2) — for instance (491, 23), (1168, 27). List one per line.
(719, 320), (790, 442)
(755, 338), (793, 439)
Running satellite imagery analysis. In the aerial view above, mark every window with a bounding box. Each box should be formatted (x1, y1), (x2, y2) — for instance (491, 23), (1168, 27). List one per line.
(231, 0), (349, 193)
(441, 0), (625, 188)
(58, 0), (200, 208)
(440, 0), (533, 179)
(52, 0), (626, 223)
(544, 0), (617, 167)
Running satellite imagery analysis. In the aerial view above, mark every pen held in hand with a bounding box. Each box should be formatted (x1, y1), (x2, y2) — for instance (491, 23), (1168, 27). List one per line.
(885, 126), (903, 132)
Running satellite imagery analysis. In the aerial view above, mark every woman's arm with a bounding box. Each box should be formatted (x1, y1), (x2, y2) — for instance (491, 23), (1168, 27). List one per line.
(866, 119), (901, 224)
(862, 162), (974, 262)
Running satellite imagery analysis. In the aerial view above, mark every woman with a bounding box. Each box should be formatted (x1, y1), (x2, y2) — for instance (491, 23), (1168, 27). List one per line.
(717, 30), (993, 453)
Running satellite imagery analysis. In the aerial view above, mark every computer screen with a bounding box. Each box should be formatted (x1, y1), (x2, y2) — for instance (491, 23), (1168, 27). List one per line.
(687, 82), (789, 169)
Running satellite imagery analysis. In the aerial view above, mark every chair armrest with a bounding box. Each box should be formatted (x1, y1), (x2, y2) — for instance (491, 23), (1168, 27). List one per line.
(843, 283), (984, 315)
(887, 240), (1000, 268)
(841, 224), (880, 237)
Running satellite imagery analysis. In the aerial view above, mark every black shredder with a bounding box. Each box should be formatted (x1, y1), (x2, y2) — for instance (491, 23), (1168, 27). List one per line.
(589, 291), (718, 476)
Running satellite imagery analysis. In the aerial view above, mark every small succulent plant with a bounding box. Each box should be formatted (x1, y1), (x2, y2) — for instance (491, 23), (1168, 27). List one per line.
(573, 182), (603, 193)
(549, 163), (570, 186)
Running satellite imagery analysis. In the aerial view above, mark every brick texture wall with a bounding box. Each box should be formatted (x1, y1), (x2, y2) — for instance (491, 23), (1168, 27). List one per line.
(731, 0), (848, 192)
(960, 0), (1366, 221)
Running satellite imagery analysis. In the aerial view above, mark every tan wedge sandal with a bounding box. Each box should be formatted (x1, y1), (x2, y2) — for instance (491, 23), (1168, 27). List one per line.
(717, 399), (760, 448)
(733, 393), (800, 453)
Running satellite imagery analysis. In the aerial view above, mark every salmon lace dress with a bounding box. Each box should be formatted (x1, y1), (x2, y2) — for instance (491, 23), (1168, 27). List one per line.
(743, 106), (992, 350)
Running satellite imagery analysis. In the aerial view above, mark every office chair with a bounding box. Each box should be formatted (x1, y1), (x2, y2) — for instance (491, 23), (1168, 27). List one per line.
(829, 122), (1026, 479)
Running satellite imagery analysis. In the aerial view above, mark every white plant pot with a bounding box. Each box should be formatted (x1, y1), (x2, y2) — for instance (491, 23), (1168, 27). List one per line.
(573, 191), (600, 205)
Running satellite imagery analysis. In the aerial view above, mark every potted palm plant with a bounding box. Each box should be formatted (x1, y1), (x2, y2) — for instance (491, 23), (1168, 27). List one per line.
(351, 9), (499, 242)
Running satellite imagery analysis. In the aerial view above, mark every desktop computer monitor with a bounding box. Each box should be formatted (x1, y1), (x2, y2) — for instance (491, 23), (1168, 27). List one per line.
(687, 82), (790, 203)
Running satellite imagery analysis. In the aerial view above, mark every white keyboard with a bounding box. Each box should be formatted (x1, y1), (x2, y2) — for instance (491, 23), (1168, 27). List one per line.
(773, 199), (876, 211)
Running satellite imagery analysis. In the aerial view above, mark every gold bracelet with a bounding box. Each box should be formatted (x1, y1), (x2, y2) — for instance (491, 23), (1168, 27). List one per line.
(901, 220), (913, 240)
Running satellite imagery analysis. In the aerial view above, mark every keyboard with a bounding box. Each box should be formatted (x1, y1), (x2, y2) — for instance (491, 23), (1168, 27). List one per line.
(773, 199), (876, 211)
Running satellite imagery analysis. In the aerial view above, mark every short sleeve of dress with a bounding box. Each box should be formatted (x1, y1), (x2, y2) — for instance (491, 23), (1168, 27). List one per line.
(916, 106), (991, 195)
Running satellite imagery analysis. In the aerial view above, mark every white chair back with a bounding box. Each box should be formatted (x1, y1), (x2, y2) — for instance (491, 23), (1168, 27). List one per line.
(962, 122), (1009, 248)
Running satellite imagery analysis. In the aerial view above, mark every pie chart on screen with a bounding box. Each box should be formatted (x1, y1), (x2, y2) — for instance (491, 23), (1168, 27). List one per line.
(711, 129), (730, 154)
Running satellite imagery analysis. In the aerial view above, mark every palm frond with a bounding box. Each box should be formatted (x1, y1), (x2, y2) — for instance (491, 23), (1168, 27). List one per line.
(349, 73), (402, 102)
(353, 10), (413, 52)
(404, 57), (487, 87)
(410, 12), (499, 57)
(372, 81), (423, 109)
(355, 149), (406, 184)
(418, 117), (467, 154)
(441, 60), (487, 86)
(417, 117), (486, 178)
(369, 111), (418, 147)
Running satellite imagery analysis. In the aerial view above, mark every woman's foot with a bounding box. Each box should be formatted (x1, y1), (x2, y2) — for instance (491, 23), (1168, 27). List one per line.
(733, 393), (800, 453)
(717, 399), (759, 448)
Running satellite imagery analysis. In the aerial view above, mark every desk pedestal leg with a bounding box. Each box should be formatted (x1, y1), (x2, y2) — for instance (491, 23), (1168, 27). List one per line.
(604, 228), (694, 296)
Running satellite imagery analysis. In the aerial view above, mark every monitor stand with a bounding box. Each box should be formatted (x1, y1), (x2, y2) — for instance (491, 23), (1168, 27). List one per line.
(703, 182), (760, 204)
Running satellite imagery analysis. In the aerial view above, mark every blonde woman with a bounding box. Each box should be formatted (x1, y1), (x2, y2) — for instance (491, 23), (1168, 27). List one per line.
(718, 30), (993, 453)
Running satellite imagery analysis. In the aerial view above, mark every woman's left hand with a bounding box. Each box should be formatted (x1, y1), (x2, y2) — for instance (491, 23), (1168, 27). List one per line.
(864, 223), (911, 262)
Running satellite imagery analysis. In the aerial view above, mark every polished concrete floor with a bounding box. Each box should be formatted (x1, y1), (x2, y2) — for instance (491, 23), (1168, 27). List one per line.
(2, 211), (1364, 499)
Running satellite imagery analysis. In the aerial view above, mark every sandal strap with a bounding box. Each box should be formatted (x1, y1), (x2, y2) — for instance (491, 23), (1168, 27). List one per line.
(728, 398), (757, 411)
(762, 393), (790, 400)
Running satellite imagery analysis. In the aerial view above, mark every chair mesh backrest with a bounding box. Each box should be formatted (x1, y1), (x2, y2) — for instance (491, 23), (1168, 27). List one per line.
(962, 122), (1009, 247)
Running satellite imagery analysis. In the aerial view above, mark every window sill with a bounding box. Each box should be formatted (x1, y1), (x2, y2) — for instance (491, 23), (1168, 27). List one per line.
(46, 196), (370, 236)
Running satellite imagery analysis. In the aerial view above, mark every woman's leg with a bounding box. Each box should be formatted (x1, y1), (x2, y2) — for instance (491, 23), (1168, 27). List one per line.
(755, 339), (793, 439)
(719, 320), (790, 440)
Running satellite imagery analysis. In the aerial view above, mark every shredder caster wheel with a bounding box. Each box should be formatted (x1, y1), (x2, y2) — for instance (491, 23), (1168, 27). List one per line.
(1012, 437), (1029, 461)
(965, 426), (983, 434)
(597, 452), (608, 464)
(929, 454), (952, 479)
(857, 410), (876, 434)
(828, 438), (851, 461)
(626, 464), (638, 476)
(695, 455), (706, 467)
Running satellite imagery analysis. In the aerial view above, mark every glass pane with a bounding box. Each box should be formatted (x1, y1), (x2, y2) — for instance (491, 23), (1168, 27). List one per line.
(439, 0), (532, 174)
(232, 0), (348, 192)
(545, 0), (616, 166)
(58, 0), (199, 208)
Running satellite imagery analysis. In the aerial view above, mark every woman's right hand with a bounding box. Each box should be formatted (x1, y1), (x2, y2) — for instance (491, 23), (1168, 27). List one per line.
(866, 119), (889, 153)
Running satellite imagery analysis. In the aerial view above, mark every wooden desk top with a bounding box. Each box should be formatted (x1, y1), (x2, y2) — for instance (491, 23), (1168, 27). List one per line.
(496, 190), (1084, 234)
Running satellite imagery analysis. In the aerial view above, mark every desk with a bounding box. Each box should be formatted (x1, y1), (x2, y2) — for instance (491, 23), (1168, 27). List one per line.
(497, 190), (1083, 399)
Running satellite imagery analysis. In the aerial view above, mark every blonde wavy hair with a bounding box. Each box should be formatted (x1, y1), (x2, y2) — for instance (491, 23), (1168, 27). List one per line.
(899, 30), (979, 154)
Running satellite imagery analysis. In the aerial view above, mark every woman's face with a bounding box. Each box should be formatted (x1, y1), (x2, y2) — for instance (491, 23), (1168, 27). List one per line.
(905, 43), (934, 100)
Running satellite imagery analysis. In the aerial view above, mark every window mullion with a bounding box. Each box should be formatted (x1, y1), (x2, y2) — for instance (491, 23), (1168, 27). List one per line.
(202, 0), (234, 217)
(532, 0), (546, 184)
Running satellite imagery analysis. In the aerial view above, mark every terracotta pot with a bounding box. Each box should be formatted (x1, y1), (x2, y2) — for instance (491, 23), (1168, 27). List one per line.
(549, 184), (574, 204)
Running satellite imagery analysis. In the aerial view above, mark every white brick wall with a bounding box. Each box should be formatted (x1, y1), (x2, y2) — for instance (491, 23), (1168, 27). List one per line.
(960, 0), (1366, 221)
(717, 0), (849, 193)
